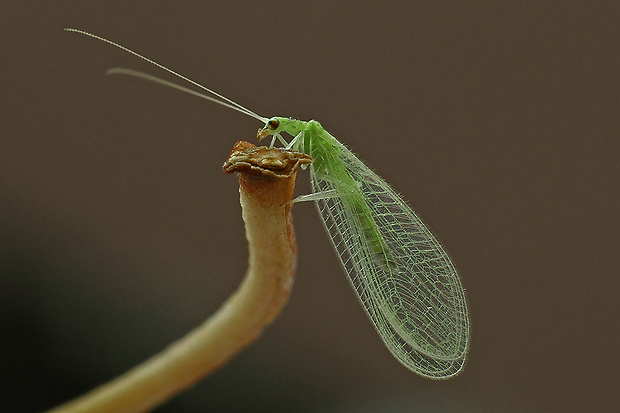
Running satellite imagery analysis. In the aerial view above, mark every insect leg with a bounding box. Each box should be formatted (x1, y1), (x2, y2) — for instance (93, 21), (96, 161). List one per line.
(267, 133), (289, 148)
(287, 189), (342, 205)
(275, 132), (289, 146)
(285, 131), (304, 150)
(269, 135), (277, 148)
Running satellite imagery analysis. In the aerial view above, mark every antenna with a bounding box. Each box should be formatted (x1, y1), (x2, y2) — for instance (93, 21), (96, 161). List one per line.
(65, 28), (267, 123)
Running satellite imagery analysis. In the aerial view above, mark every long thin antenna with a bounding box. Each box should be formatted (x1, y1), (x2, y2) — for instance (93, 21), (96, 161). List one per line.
(106, 68), (263, 120)
(65, 28), (267, 123)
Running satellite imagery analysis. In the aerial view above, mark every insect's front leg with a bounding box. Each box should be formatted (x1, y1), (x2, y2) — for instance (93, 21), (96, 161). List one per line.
(269, 132), (289, 148)
(285, 130), (304, 150)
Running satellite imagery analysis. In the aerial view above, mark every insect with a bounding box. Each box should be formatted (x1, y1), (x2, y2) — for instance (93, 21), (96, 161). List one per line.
(66, 28), (470, 379)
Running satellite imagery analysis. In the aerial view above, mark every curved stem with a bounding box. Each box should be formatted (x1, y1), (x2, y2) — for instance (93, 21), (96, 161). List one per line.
(47, 141), (312, 413)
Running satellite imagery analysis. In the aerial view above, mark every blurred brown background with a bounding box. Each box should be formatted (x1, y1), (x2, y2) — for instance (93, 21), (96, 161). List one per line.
(1, 2), (618, 412)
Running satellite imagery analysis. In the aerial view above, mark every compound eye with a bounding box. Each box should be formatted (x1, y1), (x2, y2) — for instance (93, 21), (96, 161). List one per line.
(267, 118), (280, 130)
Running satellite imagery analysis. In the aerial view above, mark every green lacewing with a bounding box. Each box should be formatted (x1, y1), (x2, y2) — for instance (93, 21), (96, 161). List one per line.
(66, 28), (470, 378)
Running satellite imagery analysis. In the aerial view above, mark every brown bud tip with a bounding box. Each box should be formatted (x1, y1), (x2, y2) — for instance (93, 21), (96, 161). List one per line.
(223, 141), (313, 179)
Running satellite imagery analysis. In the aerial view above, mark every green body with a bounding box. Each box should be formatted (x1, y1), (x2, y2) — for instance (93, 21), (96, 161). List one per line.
(259, 118), (392, 269)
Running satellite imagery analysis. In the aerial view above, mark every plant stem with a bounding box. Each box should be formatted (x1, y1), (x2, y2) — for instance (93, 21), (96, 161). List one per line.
(47, 141), (312, 413)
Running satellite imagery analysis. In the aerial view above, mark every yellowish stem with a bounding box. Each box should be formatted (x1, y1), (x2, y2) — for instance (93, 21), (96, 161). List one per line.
(47, 141), (312, 413)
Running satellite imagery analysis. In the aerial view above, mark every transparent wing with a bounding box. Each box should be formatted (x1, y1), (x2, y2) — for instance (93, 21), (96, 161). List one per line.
(310, 144), (470, 379)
